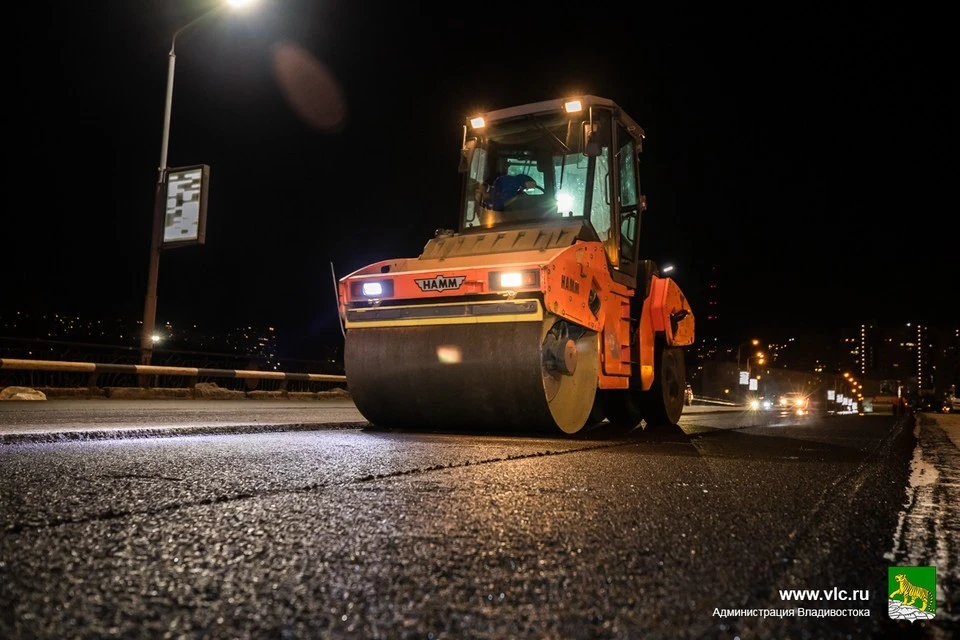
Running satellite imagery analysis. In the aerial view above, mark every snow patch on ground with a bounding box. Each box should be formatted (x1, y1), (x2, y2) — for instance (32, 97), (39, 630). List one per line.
(885, 415), (959, 626)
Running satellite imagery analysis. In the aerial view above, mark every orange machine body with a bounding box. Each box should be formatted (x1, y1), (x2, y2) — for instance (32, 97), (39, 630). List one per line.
(338, 238), (694, 392)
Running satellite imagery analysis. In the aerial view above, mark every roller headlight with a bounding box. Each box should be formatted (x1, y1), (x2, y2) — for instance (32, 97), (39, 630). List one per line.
(500, 272), (523, 288)
(362, 282), (383, 297)
(351, 280), (394, 298)
(489, 269), (540, 291)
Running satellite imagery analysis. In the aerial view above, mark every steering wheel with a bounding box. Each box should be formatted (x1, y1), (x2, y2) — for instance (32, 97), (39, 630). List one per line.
(484, 174), (541, 210)
(522, 182), (545, 194)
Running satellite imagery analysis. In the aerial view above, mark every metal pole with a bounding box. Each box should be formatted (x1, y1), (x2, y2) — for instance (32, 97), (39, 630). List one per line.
(141, 47), (176, 366)
(140, 45), (177, 366)
(139, 6), (221, 366)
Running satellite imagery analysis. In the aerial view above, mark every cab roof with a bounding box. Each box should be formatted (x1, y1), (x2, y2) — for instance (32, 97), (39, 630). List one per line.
(468, 95), (645, 141)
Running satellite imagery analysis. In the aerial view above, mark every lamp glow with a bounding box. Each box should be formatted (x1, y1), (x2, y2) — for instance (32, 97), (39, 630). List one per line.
(500, 272), (523, 288)
(556, 192), (574, 213)
(470, 116), (485, 129)
(564, 99), (583, 113)
(362, 282), (383, 296)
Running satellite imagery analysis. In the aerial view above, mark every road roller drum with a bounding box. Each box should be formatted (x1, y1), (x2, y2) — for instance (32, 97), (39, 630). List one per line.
(345, 316), (599, 433)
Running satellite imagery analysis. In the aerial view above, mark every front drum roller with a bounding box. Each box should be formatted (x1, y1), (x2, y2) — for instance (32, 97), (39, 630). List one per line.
(344, 315), (599, 434)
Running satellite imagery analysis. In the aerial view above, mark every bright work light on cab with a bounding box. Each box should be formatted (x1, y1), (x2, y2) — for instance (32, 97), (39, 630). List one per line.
(362, 282), (383, 297)
(470, 116), (485, 129)
(564, 99), (582, 113)
(556, 192), (574, 213)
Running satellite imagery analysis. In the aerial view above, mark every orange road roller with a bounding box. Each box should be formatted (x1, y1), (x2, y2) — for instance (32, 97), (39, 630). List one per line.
(337, 95), (695, 434)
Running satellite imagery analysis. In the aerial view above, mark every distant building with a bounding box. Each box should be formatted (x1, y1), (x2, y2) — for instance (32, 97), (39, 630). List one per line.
(858, 321), (959, 400)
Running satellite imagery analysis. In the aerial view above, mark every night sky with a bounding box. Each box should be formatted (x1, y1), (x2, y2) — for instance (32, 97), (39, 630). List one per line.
(5, 1), (954, 357)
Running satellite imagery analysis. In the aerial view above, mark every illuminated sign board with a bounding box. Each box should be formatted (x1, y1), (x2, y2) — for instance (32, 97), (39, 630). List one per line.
(163, 165), (210, 247)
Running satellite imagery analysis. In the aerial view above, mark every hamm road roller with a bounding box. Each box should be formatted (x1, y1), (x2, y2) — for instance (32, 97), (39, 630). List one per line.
(337, 95), (694, 434)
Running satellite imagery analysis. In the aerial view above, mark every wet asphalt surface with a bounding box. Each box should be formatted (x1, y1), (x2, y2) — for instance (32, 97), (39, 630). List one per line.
(0, 406), (947, 639)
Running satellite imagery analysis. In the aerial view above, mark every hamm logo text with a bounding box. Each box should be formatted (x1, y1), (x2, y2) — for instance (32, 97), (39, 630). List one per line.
(414, 275), (467, 292)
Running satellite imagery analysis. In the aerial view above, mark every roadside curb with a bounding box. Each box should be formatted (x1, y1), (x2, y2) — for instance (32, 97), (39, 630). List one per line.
(1, 386), (352, 402)
(0, 421), (371, 446)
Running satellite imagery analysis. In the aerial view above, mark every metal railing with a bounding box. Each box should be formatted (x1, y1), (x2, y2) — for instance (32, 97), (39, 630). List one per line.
(0, 336), (345, 393)
(0, 357), (346, 395)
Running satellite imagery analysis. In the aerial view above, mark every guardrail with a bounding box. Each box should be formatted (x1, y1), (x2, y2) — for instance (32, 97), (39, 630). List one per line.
(0, 358), (346, 394)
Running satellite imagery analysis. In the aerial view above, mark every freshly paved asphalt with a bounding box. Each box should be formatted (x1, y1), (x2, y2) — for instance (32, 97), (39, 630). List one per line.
(0, 399), (740, 442)
(2, 402), (949, 639)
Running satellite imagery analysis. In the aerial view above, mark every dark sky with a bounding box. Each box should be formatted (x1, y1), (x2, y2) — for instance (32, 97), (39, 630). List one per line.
(5, 1), (954, 356)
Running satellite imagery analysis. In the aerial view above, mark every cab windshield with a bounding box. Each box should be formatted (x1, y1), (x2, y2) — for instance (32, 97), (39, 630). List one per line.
(461, 112), (609, 231)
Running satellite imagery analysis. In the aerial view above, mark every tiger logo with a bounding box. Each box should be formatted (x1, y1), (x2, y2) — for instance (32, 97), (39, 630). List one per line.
(889, 573), (934, 612)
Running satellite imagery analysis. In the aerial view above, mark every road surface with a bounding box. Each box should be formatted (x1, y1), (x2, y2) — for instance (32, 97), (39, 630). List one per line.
(1, 402), (955, 639)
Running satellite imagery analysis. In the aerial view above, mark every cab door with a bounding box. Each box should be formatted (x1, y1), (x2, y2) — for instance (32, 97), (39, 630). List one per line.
(610, 119), (644, 287)
(582, 109), (644, 289)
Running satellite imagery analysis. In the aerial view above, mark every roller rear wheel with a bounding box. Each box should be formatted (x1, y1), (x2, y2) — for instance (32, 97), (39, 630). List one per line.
(598, 341), (686, 435)
(640, 342), (686, 431)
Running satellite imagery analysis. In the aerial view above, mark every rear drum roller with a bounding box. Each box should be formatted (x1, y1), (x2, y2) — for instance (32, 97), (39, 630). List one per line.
(344, 314), (599, 434)
(640, 341), (686, 431)
(599, 340), (686, 434)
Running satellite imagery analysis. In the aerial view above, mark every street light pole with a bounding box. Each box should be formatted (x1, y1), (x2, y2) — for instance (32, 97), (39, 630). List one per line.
(139, 6), (225, 365)
(736, 338), (759, 377)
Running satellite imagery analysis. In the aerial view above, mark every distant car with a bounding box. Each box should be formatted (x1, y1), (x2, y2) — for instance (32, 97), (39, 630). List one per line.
(685, 385), (694, 405)
(917, 396), (951, 413)
(778, 392), (810, 413)
(748, 397), (774, 411)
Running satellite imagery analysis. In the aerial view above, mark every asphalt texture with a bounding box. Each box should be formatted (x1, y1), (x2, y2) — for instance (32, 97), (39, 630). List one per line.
(0, 403), (952, 639)
(0, 399), (368, 442)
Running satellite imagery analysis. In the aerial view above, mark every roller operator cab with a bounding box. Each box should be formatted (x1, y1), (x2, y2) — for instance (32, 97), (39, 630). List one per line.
(337, 96), (695, 435)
